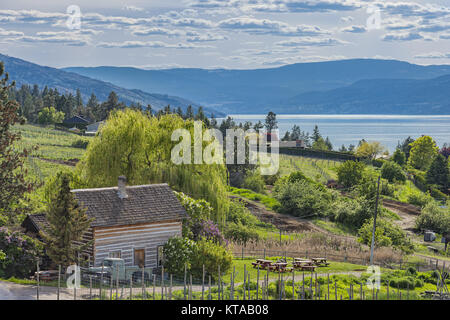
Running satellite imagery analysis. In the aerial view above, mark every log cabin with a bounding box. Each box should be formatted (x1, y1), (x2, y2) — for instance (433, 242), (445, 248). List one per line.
(22, 176), (187, 268)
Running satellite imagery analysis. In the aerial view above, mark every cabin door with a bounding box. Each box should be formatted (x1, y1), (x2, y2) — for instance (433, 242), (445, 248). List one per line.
(134, 249), (145, 267)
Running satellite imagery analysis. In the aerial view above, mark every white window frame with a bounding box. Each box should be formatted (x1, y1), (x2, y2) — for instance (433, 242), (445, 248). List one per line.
(109, 250), (122, 259)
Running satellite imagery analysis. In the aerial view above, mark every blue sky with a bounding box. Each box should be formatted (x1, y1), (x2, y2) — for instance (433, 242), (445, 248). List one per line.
(1, 0), (450, 69)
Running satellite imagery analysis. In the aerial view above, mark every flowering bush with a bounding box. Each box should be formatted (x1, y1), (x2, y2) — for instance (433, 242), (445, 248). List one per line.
(162, 237), (195, 277)
(197, 220), (227, 245)
(0, 227), (43, 278)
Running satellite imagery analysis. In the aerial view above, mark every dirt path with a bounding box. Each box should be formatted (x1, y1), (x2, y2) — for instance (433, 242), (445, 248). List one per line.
(384, 205), (417, 233)
(231, 195), (355, 242)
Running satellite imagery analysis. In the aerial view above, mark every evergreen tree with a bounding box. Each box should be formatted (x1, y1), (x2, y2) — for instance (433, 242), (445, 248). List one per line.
(176, 107), (183, 118)
(41, 173), (93, 267)
(0, 62), (37, 223)
(210, 113), (218, 128)
(75, 89), (83, 107)
(145, 104), (153, 118)
(185, 105), (194, 119)
(195, 106), (205, 121)
(253, 121), (263, 133)
(426, 154), (450, 190)
(392, 149), (406, 166)
(399, 136), (415, 160)
(325, 137), (333, 151)
(312, 125), (321, 143)
(282, 131), (291, 141)
(265, 111), (277, 132)
(290, 125), (301, 140)
(99, 91), (119, 120)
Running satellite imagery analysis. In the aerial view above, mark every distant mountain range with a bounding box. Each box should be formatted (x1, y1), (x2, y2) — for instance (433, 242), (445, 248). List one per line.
(64, 59), (450, 115)
(0, 53), (222, 116)
(2, 53), (450, 115)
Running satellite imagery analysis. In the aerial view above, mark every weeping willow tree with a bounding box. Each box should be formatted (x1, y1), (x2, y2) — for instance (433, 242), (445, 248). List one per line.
(76, 109), (229, 225)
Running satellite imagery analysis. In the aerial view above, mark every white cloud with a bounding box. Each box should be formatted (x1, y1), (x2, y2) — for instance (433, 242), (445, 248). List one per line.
(218, 16), (327, 36)
(97, 40), (212, 49)
(382, 32), (424, 42)
(123, 5), (145, 12)
(276, 37), (348, 47)
(341, 25), (367, 33)
(414, 52), (450, 59)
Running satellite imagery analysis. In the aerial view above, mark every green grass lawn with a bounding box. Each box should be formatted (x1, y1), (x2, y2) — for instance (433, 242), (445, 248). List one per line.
(227, 257), (369, 283)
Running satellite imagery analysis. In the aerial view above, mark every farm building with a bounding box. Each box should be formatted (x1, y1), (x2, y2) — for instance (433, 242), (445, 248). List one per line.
(22, 176), (187, 268)
(85, 121), (105, 136)
(279, 140), (306, 148)
(62, 115), (92, 130)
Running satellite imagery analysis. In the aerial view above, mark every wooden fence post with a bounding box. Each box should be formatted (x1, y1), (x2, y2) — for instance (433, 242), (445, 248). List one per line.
(256, 265), (260, 300)
(202, 265), (205, 300)
(36, 260), (40, 301)
(161, 266), (165, 300)
(57, 265), (61, 301)
(184, 263), (187, 300)
(130, 278), (133, 300)
(153, 274), (156, 300)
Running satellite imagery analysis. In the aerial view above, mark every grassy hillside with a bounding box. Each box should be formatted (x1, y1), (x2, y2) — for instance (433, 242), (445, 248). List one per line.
(12, 124), (87, 183)
(279, 154), (340, 183)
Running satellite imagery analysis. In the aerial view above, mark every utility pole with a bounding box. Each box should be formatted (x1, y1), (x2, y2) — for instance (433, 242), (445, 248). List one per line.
(369, 175), (381, 265)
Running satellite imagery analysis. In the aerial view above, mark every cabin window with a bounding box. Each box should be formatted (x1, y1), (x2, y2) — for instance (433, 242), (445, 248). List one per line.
(109, 251), (121, 259)
(157, 246), (164, 267)
(134, 248), (145, 268)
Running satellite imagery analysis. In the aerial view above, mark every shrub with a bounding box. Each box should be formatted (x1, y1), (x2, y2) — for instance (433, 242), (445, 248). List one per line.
(190, 238), (233, 281)
(71, 138), (89, 149)
(263, 172), (280, 186)
(227, 199), (260, 227)
(371, 158), (384, 168)
(242, 171), (266, 194)
(331, 197), (372, 230)
(273, 179), (332, 218)
(407, 191), (433, 208)
(392, 149), (406, 166)
(224, 222), (259, 244)
(358, 218), (413, 253)
(429, 187), (447, 200)
(381, 161), (406, 183)
(162, 237), (195, 277)
(197, 220), (226, 245)
(389, 276), (416, 289)
(337, 161), (366, 188)
(175, 192), (213, 239)
(415, 202), (450, 234)
(0, 227), (43, 278)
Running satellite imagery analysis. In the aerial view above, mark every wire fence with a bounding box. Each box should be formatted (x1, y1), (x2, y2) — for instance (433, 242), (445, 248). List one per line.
(29, 249), (449, 300)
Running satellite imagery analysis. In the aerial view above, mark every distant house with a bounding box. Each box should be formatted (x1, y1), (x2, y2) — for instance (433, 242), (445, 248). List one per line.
(264, 132), (279, 142)
(62, 115), (91, 130)
(85, 121), (105, 136)
(279, 140), (306, 148)
(22, 177), (187, 268)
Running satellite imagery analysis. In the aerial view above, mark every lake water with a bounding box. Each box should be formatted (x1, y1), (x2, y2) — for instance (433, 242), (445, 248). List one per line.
(218, 115), (450, 152)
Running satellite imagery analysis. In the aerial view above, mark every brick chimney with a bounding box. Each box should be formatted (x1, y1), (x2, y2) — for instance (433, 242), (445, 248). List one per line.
(117, 176), (128, 199)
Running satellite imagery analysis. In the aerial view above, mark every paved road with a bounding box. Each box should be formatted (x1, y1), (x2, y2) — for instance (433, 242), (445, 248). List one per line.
(0, 281), (76, 300)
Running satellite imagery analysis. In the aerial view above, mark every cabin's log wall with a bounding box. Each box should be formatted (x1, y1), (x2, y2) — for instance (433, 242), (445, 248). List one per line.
(92, 220), (182, 267)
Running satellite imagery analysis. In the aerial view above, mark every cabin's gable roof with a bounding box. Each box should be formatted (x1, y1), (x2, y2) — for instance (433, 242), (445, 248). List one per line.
(72, 183), (187, 228)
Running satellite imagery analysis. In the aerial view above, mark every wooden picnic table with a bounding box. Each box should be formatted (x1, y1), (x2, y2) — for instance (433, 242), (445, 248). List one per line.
(295, 265), (316, 272)
(270, 262), (292, 273)
(252, 259), (273, 270)
(311, 258), (330, 266)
